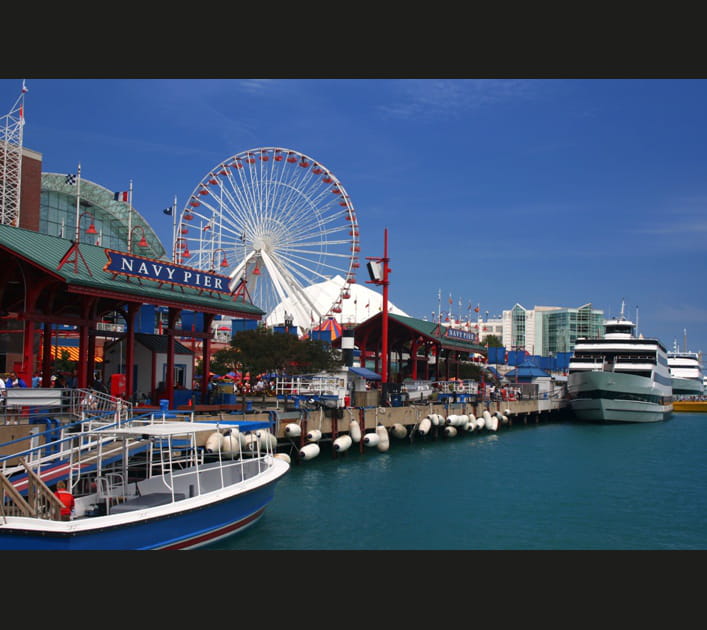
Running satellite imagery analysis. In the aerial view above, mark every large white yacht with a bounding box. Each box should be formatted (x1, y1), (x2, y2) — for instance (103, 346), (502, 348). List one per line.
(667, 339), (704, 398)
(567, 303), (673, 423)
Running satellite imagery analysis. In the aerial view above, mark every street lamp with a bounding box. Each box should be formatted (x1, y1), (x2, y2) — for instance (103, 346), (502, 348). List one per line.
(211, 248), (229, 271)
(129, 225), (149, 253)
(76, 211), (97, 242)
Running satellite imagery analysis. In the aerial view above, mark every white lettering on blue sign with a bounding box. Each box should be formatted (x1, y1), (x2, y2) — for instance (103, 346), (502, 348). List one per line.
(444, 327), (477, 343)
(103, 250), (231, 294)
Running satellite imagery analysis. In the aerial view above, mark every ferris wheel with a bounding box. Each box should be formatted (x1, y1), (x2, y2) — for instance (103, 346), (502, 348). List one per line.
(174, 147), (360, 330)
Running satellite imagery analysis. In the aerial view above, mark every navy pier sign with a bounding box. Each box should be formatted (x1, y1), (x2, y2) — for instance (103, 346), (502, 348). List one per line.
(103, 250), (231, 294)
(444, 327), (477, 343)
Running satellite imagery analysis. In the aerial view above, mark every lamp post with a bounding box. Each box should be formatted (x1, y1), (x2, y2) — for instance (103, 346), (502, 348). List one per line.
(366, 228), (391, 396)
(129, 225), (149, 253)
(211, 248), (229, 272)
(77, 211), (97, 242)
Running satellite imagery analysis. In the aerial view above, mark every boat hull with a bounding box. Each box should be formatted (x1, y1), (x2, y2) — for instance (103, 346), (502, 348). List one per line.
(673, 400), (707, 413)
(568, 371), (672, 423)
(0, 459), (288, 550)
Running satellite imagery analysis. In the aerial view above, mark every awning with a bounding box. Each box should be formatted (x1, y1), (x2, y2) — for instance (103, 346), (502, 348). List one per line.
(347, 366), (382, 380)
(51, 346), (103, 362)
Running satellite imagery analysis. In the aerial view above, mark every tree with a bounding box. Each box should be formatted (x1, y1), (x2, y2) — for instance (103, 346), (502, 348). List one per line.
(211, 328), (342, 377)
(53, 349), (76, 376)
(485, 334), (503, 347)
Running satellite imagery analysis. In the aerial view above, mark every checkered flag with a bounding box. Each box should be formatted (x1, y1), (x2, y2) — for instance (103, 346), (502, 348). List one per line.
(65, 173), (77, 185)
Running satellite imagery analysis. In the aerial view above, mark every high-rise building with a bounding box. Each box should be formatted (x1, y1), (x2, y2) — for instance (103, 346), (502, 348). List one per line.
(502, 303), (604, 355)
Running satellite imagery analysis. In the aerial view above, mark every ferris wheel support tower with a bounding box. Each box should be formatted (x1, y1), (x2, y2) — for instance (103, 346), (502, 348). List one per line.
(0, 81), (27, 227)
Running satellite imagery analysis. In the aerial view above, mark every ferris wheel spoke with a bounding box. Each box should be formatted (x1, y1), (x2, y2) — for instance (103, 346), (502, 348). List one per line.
(260, 250), (322, 323)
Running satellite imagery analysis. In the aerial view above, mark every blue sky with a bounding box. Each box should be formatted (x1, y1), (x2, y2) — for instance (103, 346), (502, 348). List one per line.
(2, 78), (707, 355)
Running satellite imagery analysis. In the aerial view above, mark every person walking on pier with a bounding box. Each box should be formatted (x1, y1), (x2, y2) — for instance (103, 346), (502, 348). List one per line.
(6, 371), (27, 388)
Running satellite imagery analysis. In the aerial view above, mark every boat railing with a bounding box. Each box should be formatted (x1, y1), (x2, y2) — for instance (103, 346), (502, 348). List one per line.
(0, 457), (66, 521)
(3, 387), (133, 425)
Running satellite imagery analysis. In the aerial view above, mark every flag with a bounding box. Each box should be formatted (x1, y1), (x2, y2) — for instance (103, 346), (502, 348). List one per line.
(163, 207), (173, 216)
(114, 191), (129, 202)
(65, 173), (77, 185)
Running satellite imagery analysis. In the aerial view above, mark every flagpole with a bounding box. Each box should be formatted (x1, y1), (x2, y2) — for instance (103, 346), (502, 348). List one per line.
(127, 179), (133, 252)
(172, 194), (177, 262)
(74, 163), (82, 241)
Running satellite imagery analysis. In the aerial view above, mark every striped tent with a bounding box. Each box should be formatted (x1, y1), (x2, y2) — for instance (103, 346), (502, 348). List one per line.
(308, 317), (343, 341)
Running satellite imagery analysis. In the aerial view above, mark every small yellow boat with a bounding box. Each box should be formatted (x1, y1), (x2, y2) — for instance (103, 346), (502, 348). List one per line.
(673, 400), (707, 413)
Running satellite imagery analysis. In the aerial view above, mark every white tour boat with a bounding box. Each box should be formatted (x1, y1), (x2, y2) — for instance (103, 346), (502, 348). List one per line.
(567, 303), (673, 423)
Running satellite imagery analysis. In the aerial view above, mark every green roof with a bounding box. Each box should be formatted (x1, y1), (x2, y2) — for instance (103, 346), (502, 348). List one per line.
(0, 224), (263, 317)
(389, 313), (487, 353)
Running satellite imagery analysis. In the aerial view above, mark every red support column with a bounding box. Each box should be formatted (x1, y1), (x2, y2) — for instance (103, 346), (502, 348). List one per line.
(166, 308), (180, 407)
(77, 298), (94, 388)
(42, 322), (53, 387)
(410, 338), (420, 380)
(125, 303), (139, 402)
(201, 313), (214, 405)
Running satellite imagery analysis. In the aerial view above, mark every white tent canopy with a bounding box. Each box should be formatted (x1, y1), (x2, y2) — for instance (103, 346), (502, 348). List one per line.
(265, 274), (408, 331)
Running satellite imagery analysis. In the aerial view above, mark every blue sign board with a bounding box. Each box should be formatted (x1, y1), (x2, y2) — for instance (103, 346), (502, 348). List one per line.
(103, 250), (231, 294)
(443, 327), (477, 343)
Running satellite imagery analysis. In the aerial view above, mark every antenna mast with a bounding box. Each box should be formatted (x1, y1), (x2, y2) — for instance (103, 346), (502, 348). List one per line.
(0, 80), (27, 226)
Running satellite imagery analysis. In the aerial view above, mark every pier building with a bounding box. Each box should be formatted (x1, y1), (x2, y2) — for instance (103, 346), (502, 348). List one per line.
(0, 141), (264, 406)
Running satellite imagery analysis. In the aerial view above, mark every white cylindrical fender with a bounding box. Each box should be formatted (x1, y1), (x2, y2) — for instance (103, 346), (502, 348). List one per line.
(486, 410), (498, 431)
(284, 423), (301, 437)
(477, 413), (487, 430)
(333, 434), (353, 452)
(306, 429), (322, 442)
(299, 443), (320, 460)
(444, 425), (458, 437)
(430, 413), (444, 426)
(418, 416), (432, 436)
(391, 423), (407, 439)
(363, 431), (380, 447)
(349, 419), (362, 443)
(504, 408), (512, 416)
(274, 452), (291, 464)
(456, 414), (469, 427)
(244, 433), (259, 451)
(222, 432), (242, 455)
(256, 429), (278, 450)
(376, 423), (390, 452)
(205, 431), (223, 453)
(501, 414), (509, 424)
(445, 414), (457, 426)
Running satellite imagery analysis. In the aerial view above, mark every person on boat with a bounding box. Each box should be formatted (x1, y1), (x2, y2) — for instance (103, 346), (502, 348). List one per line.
(54, 480), (75, 521)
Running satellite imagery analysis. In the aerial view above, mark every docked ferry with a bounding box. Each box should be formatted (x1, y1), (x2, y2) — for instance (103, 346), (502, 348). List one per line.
(567, 306), (673, 423)
(667, 341), (704, 398)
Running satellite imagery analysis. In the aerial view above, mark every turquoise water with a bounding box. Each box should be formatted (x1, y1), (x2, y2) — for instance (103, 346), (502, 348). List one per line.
(206, 413), (707, 550)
